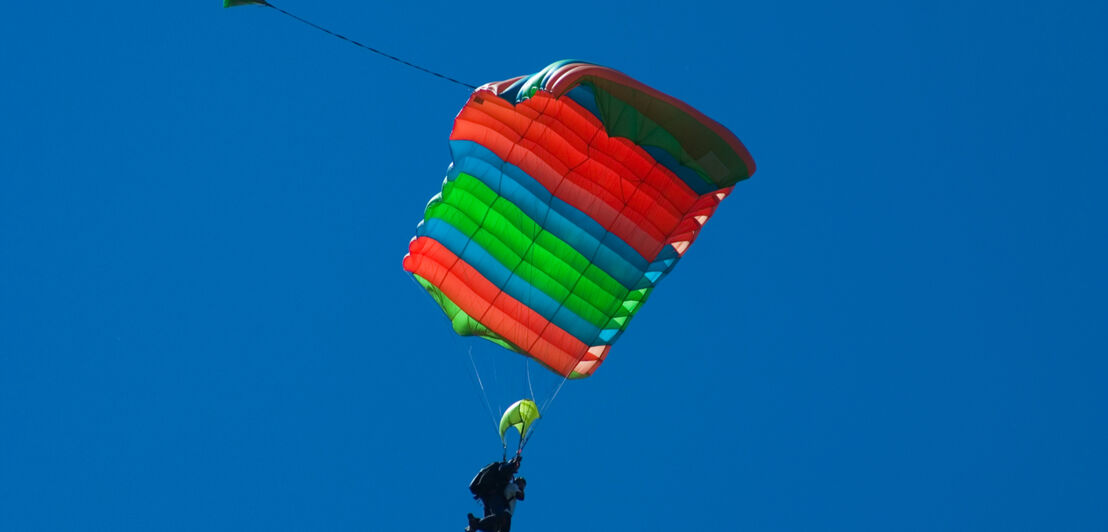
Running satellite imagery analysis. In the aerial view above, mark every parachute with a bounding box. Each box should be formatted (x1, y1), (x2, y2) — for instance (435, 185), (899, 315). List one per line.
(499, 399), (540, 444)
(403, 60), (755, 379)
(225, 6), (758, 452)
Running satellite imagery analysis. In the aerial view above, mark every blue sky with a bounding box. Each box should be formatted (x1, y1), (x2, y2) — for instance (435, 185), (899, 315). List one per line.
(2, 1), (1106, 530)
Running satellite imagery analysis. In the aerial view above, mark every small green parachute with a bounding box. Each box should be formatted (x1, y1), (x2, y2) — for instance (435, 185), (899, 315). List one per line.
(499, 400), (540, 444)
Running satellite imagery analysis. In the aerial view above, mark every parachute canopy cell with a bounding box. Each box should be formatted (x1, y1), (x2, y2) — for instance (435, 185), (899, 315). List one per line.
(499, 399), (540, 443)
(403, 61), (756, 379)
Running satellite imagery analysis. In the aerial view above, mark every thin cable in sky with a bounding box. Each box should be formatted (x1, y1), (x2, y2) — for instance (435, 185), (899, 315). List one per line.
(253, 1), (478, 90)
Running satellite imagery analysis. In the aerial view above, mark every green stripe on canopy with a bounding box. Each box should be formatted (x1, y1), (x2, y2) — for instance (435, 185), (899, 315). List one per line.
(425, 172), (642, 331)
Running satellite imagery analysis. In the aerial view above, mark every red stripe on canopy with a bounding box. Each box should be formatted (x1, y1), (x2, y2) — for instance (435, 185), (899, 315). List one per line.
(451, 91), (704, 261)
(404, 236), (606, 378)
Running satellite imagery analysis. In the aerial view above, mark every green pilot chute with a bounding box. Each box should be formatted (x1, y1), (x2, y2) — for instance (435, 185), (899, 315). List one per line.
(499, 400), (540, 444)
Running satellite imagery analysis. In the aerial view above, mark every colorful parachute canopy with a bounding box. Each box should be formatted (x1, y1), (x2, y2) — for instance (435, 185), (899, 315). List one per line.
(499, 399), (540, 443)
(403, 61), (755, 378)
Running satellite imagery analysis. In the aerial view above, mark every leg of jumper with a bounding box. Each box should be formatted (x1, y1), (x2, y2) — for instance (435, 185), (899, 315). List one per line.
(474, 513), (507, 532)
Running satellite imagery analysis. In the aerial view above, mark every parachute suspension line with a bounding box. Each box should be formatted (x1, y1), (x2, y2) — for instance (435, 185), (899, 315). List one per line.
(521, 366), (578, 452)
(519, 306), (594, 452)
(526, 359), (536, 404)
(467, 346), (502, 438)
(406, 269), (501, 453)
(542, 370), (572, 414)
(256, 1), (478, 90)
(521, 427), (536, 451)
(519, 366), (568, 451)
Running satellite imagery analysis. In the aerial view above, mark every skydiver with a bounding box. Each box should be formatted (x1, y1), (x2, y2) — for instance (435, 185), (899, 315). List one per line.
(469, 455), (521, 515)
(466, 477), (526, 532)
(466, 455), (521, 531)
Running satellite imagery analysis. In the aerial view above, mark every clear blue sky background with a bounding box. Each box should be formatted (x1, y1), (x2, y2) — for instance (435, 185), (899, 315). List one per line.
(2, 1), (1106, 530)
